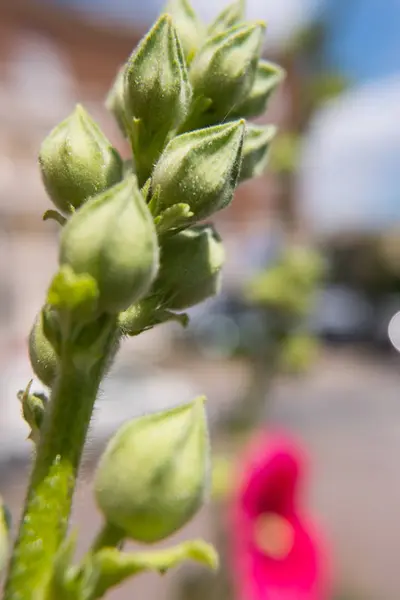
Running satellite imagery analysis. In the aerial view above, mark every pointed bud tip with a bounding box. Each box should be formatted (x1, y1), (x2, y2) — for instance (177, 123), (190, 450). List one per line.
(192, 395), (207, 409)
(255, 19), (267, 30)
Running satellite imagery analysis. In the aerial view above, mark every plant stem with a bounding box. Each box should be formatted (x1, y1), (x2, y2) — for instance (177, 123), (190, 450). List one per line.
(4, 323), (117, 600)
(91, 522), (125, 553)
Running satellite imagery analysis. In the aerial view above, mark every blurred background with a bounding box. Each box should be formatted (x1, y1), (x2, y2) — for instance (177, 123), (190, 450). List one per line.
(1, 0), (400, 598)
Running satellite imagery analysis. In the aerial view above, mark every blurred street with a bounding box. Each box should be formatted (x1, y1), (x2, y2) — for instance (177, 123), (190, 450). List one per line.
(2, 345), (400, 599)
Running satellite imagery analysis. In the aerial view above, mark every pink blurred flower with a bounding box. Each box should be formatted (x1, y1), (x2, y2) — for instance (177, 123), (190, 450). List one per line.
(228, 431), (331, 600)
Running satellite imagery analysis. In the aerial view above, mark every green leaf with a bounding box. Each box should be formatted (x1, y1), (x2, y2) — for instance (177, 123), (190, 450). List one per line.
(17, 380), (48, 445)
(43, 210), (68, 226)
(47, 533), (78, 600)
(119, 300), (189, 337)
(47, 265), (99, 319)
(147, 185), (161, 216)
(154, 203), (194, 234)
(155, 309), (190, 329)
(87, 540), (218, 599)
(141, 178), (152, 202)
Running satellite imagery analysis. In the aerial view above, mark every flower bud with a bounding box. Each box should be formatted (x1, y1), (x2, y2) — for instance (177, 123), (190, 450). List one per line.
(165, 0), (204, 63)
(124, 14), (192, 182)
(152, 120), (245, 220)
(189, 22), (265, 123)
(29, 312), (58, 387)
(60, 176), (159, 314)
(207, 0), (245, 37)
(231, 60), (285, 119)
(39, 105), (123, 214)
(239, 124), (276, 182)
(95, 397), (210, 543)
(106, 66), (129, 137)
(153, 226), (225, 309)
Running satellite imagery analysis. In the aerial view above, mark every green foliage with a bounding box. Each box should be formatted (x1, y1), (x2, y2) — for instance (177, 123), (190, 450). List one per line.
(51, 537), (217, 600)
(246, 246), (323, 316)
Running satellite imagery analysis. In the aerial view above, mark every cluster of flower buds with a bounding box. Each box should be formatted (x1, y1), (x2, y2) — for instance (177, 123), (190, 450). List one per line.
(24, 0), (283, 585)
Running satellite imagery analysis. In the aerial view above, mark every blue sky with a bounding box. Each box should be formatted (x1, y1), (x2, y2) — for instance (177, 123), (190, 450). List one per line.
(316, 0), (400, 84)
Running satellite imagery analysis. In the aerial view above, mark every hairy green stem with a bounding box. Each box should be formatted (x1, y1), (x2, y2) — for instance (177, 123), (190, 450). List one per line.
(4, 323), (117, 600)
(91, 522), (125, 554)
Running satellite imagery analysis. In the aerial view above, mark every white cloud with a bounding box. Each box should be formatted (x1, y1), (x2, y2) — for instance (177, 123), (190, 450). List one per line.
(194, 0), (318, 52)
(67, 0), (318, 53)
(297, 75), (400, 235)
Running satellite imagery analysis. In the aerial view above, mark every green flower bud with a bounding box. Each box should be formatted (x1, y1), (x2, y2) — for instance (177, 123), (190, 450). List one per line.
(106, 66), (129, 137)
(207, 0), (245, 37)
(152, 120), (245, 221)
(165, 0), (204, 63)
(124, 14), (192, 183)
(59, 176), (159, 314)
(189, 22), (265, 123)
(239, 124), (276, 182)
(231, 60), (285, 119)
(94, 397), (210, 543)
(29, 312), (58, 387)
(153, 226), (225, 309)
(39, 104), (123, 214)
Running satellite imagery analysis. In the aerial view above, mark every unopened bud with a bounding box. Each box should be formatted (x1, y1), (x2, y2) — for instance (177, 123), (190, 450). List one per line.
(95, 397), (210, 543)
(232, 60), (285, 119)
(207, 0), (245, 37)
(152, 120), (245, 221)
(153, 226), (225, 309)
(189, 22), (265, 123)
(29, 312), (58, 387)
(124, 14), (191, 183)
(60, 176), (159, 313)
(39, 105), (123, 214)
(165, 0), (204, 63)
(239, 124), (276, 182)
(106, 66), (129, 137)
